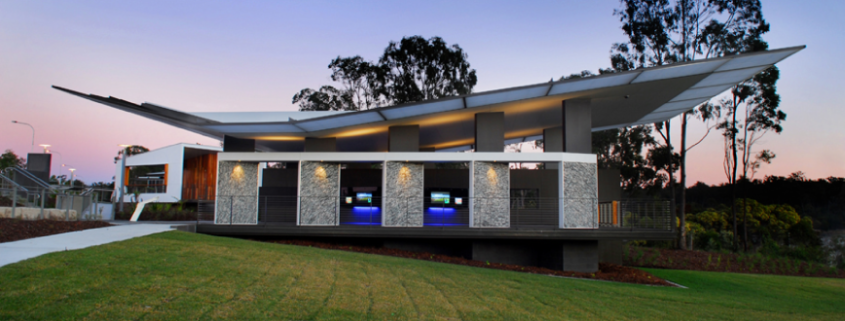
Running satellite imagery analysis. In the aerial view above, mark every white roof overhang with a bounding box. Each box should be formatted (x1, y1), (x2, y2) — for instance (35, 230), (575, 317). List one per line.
(53, 45), (803, 152)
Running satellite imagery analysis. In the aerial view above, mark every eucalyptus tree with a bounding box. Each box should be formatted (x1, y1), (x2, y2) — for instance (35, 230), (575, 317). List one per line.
(292, 36), (477, 111)
(611, 0), (773, 250)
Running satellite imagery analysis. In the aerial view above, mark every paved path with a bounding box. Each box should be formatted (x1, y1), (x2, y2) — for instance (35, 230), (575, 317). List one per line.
(0, 224), (175, 268)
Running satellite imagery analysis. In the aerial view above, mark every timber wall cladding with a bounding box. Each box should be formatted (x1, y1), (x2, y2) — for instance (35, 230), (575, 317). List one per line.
(183, 153), (217, 200)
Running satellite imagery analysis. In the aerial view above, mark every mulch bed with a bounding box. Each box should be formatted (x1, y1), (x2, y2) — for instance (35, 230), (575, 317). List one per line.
(626, 246), (845, 278)
(0, 218), (112, 243)
(263, 239), (673, 286)
(0, 196), (24, 207)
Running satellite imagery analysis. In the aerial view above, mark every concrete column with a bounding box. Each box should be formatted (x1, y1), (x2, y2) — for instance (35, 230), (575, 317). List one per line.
(382, 161), (424, 227)
(543, 127), (563, 170)
(474, 112), (505, 152)
(298, 161), (340, 225)
(388, 125), (420, 152)
(304, 137), (337, 152)
(563, 99), (592, 153)
(215, 161), (259, 224)
(563, 240), (599, 272)
(223, 135), (255, 152)
(471, 161), (510, 228)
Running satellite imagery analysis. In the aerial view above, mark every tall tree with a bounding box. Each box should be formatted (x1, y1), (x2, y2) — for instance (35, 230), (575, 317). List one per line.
(612, 0), (773, 250)
(0, 150), (26, 171)
(378, 36), (477, 105)
(719, 64), (784, 251)
(292, 36), (477, 111)
(114, 146), (150, 163)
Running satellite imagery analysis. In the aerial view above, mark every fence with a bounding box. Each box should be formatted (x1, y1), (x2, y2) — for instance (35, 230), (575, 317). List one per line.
(211, 196), (629, 229)
(598, 200), (673, 231)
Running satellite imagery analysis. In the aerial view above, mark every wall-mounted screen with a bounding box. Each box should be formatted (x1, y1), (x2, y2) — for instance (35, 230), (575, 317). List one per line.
(431, 191), (450, 204)
(356, 192), (372, 203)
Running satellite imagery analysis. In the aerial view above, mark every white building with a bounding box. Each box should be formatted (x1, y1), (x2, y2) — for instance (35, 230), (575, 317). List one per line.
(114, 143), (221, 203)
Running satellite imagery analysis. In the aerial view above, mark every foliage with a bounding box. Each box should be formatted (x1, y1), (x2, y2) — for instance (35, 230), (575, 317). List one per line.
(114, 145), (149, 163)
(684, 198), (827, 261)
(685, 174), (845, 230)
(293, 36), (477, 111)
(114, 201), (197, 221)
(0, 149), (25, 171)
(611, 0), (777, 250)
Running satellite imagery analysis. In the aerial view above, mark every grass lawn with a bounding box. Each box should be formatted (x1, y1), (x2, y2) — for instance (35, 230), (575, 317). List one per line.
(1, 232), (844, 320)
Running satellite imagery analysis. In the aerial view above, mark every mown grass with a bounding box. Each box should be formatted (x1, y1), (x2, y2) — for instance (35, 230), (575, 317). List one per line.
(1, 231), (844, 320)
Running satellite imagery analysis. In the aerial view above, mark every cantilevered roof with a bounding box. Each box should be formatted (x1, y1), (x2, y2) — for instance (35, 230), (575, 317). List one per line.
(53, 46), (803, 152)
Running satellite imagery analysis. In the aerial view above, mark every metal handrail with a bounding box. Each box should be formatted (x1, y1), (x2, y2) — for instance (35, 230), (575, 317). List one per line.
(6, 166), (52, 190)
(0, 173), (30, 192)
(215, 195), (627, 230)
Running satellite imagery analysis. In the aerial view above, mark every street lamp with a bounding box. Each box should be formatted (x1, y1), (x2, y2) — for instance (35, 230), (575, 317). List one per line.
(11, 120), (35, 153)
(68, 168), (76, 187)
(47, 149), (64, 181)
(38, 144), (50, 153)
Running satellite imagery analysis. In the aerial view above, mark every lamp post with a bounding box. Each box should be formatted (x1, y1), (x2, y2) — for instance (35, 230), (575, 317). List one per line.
(68, 168), (76, 188)
(47, 150), (64, 181)
(38, 144), (50, 153)
(11, 120), (35, 153)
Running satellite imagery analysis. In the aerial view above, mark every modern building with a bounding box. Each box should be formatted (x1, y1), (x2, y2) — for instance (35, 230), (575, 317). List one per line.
(115, 143), (221, 203)
(55, 46), (803, 272)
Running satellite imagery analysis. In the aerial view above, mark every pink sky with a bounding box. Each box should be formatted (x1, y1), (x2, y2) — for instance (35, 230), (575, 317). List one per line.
(1, 1), (843, 185)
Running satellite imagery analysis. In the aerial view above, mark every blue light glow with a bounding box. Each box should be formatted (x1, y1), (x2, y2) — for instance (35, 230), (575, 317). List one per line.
(427, 207), (455, 213)
(352, 206), (380, 212)
(345, 206), (381, 225)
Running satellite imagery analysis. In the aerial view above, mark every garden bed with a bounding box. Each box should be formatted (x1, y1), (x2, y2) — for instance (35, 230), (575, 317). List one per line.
(262, 239), (673, 286)
(0, 218), (112, 243)
(626, 246), (845, 278)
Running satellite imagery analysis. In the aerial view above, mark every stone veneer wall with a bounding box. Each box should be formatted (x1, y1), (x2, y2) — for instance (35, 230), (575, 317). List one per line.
(299, 161), (340, 225)
(562, 162), (598, 228)
(472, 161), (510, 227)
(383, 162), (424, 227)
(215, 161), (259, 224)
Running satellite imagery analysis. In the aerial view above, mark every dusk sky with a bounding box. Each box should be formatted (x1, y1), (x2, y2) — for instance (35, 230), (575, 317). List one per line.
(1, 0), (842, 185)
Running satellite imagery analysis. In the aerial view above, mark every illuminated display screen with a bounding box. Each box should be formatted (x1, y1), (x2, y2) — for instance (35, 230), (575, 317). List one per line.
(431, 191), (450, 204)
(356, 192), (372, 203)
(345, 197), (353, 204)
(454, 197), (462, 205)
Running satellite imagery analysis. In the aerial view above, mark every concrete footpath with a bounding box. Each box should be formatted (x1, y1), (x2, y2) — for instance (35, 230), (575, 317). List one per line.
(0, 224), (175, 268)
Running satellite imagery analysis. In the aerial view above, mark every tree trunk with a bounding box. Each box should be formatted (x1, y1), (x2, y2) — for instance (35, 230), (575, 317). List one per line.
(666, 120), (677, 247)
(743, 185), (749, 252)
(731, 96), (739, 252)
(680, 114), (688, 250)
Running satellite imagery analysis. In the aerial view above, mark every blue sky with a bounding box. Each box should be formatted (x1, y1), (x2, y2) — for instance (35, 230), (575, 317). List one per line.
(1, 0), (842, 184)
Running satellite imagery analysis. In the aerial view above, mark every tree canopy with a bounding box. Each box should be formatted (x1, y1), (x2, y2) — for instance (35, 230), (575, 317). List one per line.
(293, 36), (477, 111)
(0, 150), (25, 172)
